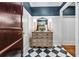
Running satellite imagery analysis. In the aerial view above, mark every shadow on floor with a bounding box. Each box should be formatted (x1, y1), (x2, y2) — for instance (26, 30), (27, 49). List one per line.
(4, 50), (21, 57)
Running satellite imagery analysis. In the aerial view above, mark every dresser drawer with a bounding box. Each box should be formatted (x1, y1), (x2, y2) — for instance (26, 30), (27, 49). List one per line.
(32, 32), (53, 36)
(31, 39), (52, 42)
(31, 39), (40, 42)
(31, 41), (52, 48)
(30, 39), (52, 46)
(32, 36), (52, 39)
(43, 39), (52, 43)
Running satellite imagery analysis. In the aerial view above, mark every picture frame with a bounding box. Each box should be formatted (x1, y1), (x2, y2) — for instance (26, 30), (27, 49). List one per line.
(37, 17), (48, 31)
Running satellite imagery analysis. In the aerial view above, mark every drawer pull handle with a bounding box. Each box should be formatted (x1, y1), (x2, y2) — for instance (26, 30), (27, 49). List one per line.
(41, 37), (43, 38)
(47, 37), (48, 38)
(36, 37), (38, 38)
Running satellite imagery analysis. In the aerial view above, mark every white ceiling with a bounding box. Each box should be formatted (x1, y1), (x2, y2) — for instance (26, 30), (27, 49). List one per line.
(29, 2), (63, 7)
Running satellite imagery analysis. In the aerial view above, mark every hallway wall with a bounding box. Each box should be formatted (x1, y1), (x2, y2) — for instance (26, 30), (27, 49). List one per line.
(22, 7), (32, 56)
(62, 16), (75, 45)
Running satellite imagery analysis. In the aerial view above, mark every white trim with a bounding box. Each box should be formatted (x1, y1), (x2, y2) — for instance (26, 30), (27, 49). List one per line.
(60, 2), (72, 13)
(63, 16), (75, 18)
(22, 7), (32, 56)
(75, 2), (79, 57)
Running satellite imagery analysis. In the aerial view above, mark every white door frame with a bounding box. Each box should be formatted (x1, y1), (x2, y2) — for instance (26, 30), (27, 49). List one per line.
(60, 2), (72, 45)
(75, 2), (79, 57)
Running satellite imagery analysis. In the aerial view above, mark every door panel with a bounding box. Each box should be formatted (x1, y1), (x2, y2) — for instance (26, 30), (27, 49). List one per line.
(0, 2), (23, 57)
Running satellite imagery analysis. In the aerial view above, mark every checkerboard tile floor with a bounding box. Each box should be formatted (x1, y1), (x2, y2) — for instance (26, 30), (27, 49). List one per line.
(25, 46), (72, 57)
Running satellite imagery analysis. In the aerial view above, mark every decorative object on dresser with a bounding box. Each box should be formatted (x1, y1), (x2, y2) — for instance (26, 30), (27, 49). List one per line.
(37, 17), (48, 31)
(30, 32), (53, 48)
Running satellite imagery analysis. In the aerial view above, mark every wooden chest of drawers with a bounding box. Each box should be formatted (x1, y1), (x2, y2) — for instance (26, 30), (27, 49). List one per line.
(30, 32), (53, 48)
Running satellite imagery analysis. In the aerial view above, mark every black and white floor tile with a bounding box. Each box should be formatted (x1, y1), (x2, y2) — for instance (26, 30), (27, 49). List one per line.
(25, 46), (72, 57)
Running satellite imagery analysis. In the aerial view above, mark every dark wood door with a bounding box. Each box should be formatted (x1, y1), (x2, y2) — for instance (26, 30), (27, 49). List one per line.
(0, 2), (23, 57)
